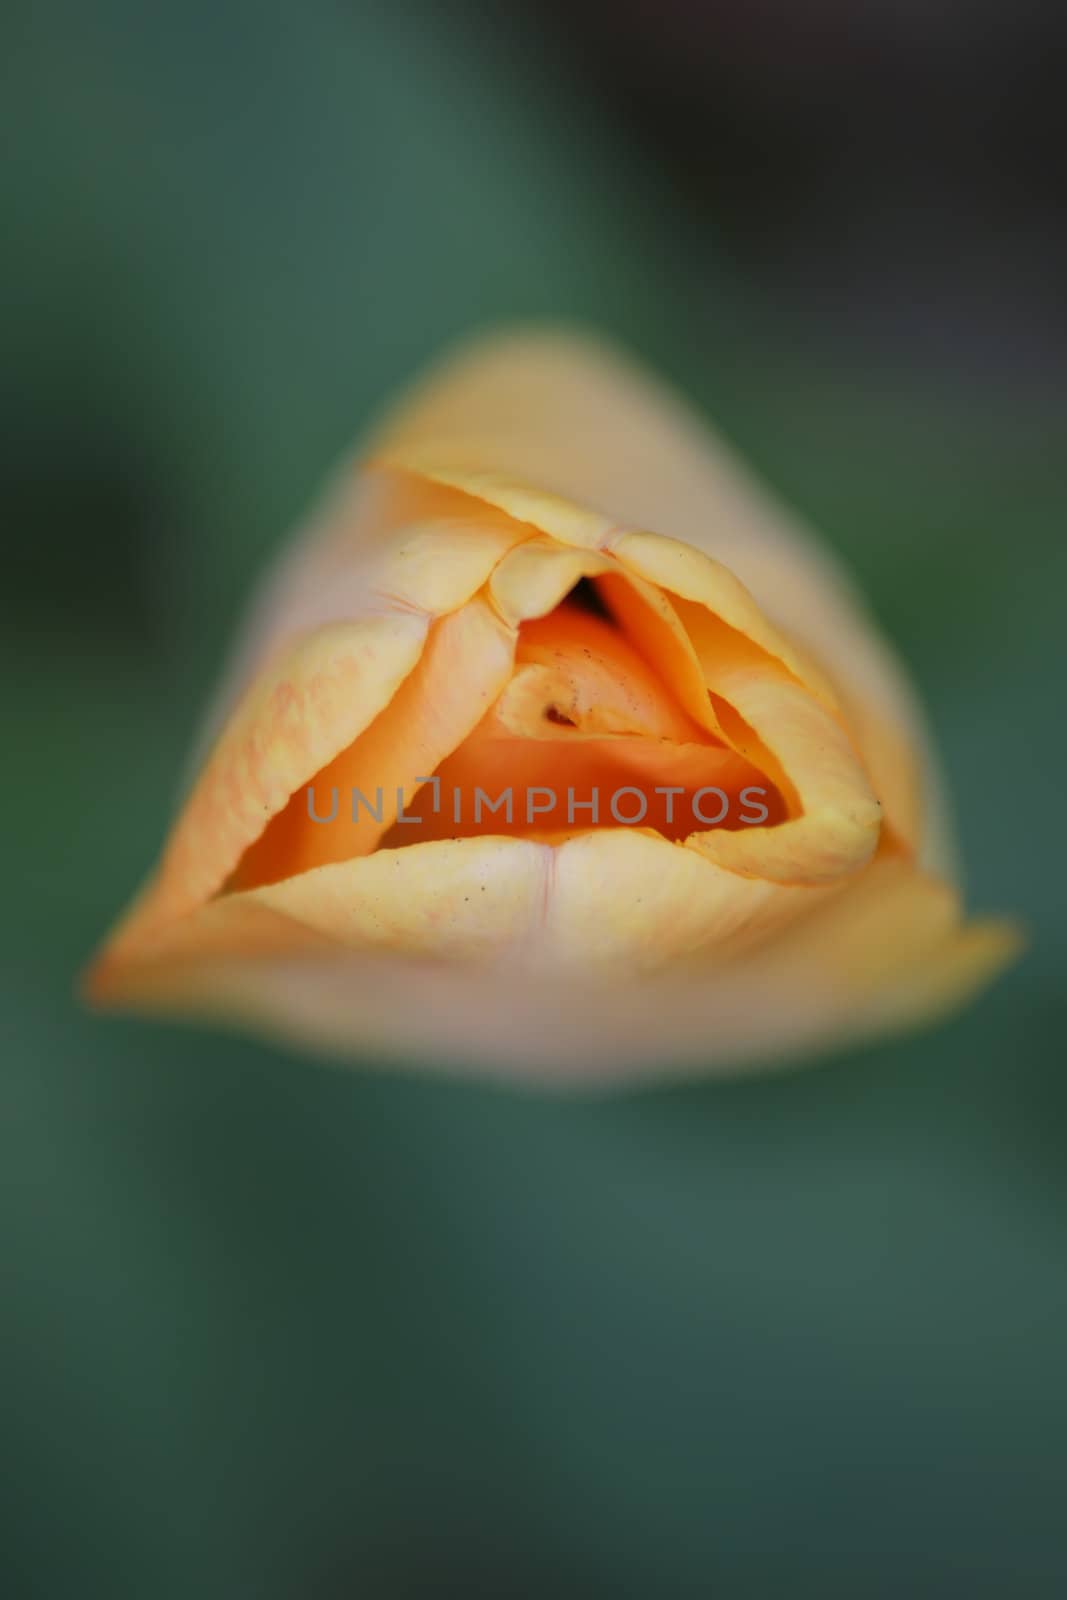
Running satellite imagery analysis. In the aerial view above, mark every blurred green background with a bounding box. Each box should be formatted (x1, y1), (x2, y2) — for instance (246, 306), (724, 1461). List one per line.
(3, 2), (1066, 1595)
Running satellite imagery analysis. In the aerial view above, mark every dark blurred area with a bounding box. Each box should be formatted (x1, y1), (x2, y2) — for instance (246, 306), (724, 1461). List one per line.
(532, 0), (1067, 376)
(2, 2), (1065, 1596)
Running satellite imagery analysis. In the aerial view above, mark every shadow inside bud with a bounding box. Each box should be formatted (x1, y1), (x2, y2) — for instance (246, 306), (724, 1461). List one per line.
(564, 573), (613, 621)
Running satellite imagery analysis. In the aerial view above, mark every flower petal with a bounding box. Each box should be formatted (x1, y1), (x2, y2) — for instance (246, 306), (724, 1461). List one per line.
(100, 469), (530, 953)
(230, 596), (516, 887)
(678, 607), (882, 884)
(96, 831), (816, 980)
(85, 851), (1020, 1087)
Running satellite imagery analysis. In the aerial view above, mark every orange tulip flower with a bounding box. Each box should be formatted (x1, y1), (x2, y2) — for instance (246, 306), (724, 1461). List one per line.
(85, 331), (1020, 1085)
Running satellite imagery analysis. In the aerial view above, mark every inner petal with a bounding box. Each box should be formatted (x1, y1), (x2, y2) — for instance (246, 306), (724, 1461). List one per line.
(504, 601), (708, 743)
(381, 598), (785, 846)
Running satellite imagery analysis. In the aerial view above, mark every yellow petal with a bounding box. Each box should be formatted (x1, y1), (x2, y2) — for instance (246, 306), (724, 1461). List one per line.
(677, 608), (882, 884)
(230, 596), (515, 887)
(94, 830), (815, 983)
(111, 612), (427, 947)
(86, 850), (1020, 1087)
(101, 467), (529, 954)
(194, 467), (522, 751)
